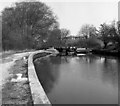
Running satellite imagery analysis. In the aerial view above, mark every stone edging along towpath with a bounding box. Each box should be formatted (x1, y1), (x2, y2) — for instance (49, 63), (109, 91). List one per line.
(28, 49), (59, 105)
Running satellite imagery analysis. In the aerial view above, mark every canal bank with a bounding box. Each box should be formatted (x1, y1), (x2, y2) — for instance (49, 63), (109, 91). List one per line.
(27, 49), (59, 105)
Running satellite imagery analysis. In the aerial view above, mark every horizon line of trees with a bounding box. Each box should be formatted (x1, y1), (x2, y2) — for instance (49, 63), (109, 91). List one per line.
(65, 20), (120, 50)
(1, 1), (120, 51)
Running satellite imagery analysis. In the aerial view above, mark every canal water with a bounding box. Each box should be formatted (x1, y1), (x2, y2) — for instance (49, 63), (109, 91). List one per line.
(34, 54), (119, 104)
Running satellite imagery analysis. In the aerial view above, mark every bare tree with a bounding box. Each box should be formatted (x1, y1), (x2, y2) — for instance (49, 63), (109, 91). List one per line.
(78, 24), (97, 39)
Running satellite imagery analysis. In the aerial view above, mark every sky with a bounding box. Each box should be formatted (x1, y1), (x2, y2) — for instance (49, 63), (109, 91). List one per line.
(0, 0), (119, 35)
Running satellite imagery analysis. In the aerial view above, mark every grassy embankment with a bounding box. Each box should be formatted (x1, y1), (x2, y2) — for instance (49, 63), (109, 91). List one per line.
(2, 56), (33, 105)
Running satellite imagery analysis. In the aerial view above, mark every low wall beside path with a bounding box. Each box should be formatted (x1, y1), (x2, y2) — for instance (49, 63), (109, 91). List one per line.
(28, 49), (59, 105)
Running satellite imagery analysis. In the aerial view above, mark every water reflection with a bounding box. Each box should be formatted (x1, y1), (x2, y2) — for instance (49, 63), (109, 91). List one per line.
(118, 58), (120, 105)
(34, 56), (61, 93)
(101, 58), (118, 87)
(34, 54), (119, 104)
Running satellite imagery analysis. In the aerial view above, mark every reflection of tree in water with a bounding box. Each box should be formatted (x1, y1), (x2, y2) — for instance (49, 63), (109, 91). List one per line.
(78, 55), (99, 64)
(54, 56), (71, 63)
(62, 56), (69, 63)
(50, 56), (61, 64)
(77, 55), (118, 88)
(101, 57), (118, 87)
(34, 56), (61, 94)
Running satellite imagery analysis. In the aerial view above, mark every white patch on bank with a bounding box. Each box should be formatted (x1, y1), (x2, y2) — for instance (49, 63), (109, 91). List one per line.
(11, 73), (28, 82)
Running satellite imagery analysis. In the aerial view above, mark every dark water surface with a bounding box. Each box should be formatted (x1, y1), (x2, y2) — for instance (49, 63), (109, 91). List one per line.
(34, 54), (119, 104)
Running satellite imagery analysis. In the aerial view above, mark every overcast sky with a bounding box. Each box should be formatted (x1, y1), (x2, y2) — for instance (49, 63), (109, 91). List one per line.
(0, 0), (118, 35)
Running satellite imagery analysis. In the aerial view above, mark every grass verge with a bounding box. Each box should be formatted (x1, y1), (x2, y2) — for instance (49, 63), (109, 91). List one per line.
(2, 56), (33, 105)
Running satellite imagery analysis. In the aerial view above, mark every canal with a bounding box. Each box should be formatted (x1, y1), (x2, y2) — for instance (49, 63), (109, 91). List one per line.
(34, 54), (119, 104)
